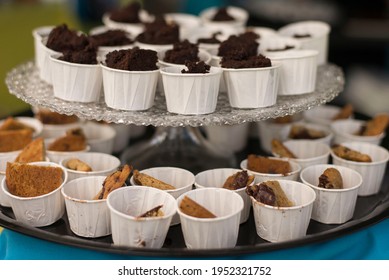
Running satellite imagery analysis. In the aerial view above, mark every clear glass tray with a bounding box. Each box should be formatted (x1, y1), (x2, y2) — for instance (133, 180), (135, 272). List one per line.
(5, 61), (344, 127)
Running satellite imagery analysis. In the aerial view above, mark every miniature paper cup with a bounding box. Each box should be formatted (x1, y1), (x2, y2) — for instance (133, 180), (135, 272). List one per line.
(40, 121), (83, 139)
(194, 168), (252, 224)
(278, 21), (331, 65)
(164, 13), (201, 39)
(330, 119), (385, 146)
(286, 122), (334, 146)
(49, 55), (103, 103)
(304, 104), (353, 127)
(204, 123), (249, 153)
(240, 157), (301, 183)
(109, 123), (131, 153)
(266, 50), (318, 96)
(247, 26), (277, 40)
(158, 49), (212, 68)
(209, 55), (226, 92)
(0, 154), (18, 207)
(177, 188), (243, 249)
(272, 140), (331, 170)
(331, 141), (389, 196)
(0, 116), (43, 138)
(260, 35), (301, 54)
(300, 164), (362, 224)
(59, 152), (121, 182)
(38, 38), (61, 84)
(134, 41), (173, 53)
(1, 161), (67, 227)
(81, 121), (116, 154)
(161, 66), (222, 115)
(102, 10), (153, 37)
(61, 176), (111, 237)
(223, 62), (281, 109)
(101, 63), (159, 111)
(199, 6), (249, 32)
(45, 138), (91, 163)
(107, 186), (177, 248)
(32, 25), (54, 70)
(250, 179), (316, 242)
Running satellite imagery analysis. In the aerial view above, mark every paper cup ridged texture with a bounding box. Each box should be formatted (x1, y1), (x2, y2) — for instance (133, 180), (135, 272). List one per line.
(0, 154), (18, 207)
(32, 26), (54, 70)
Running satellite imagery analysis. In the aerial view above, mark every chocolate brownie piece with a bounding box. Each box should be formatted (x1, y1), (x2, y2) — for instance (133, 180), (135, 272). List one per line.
(60, 44), (98, 65)
(181, 61), (210, 74)
(164, 40), (199, 64)
(105, 47), (158, 71)
(218, 33), (259, 57)
(109, 2), (142, 23)
(136, 17), (179, 45)
(89, 30), (133, 47)
(211, 7), (234, 21)
(46, 24), (89, 52)
(221, 50), (271, 69)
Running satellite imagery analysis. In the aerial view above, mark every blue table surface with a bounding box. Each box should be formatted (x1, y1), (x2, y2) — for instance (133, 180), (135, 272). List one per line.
(1, 217), (389, 260)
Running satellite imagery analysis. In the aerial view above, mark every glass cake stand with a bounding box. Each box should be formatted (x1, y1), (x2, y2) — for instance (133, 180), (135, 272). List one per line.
(5, 61), (344, 173)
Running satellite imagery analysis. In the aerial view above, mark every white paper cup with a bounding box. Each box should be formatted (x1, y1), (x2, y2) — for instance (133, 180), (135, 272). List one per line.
(45, 138), (91, 164)
(0, 116), (43, 138)
(204, 123), (249, 153)
(303, 104), (353, 127)
(240, 157), (301, 182)
(300, 164), (362, 224)
(0, 154), (18, 207)
(50, 55), (103, 103)
(286, 122), (334, 146)
(134, 41), (174, 53)
(177, 188), (243, 249)
(61, 176), (111, 237)
(1, 161), (67, 227)
(130, 167), (194, 225)
(38, 39), (62, 84)
(330, 119), (385, 146)
(260, 35), (301, 54)
(278, 21), (331, 65)
(164, 13), (201, 40)
(102, 10), (153, 37)
(81, 121), (116, 154)
(161, 66), (222, 115)
(110, 123), (131, 153)
(199, 6), (249, 32)
(272, 140), (331, 170)
(187, 26), (233, 56)
(250, 179), (315, 242)
(247, 26), (277, 40)
(209, 55), (226, 92)
(331, 142), (389, 196)
(39, 121), (83, 139)
(107, 186), (177, 248)
(101, 63), (159, 111)
(223, 62), (280, 109)
(32, 25), (54, 70)
(266, 50), (318, 96)
(194, 168), (252, 224)
(59, 152), (121, 182)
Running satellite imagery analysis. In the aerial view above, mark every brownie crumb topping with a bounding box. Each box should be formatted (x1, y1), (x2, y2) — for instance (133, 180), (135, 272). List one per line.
(164, 40), (199, 64)
(136, 17), (179, 45)
(211, 7), (235, 21)
(59, 44), (98, 65)
(218, 33), (259, 57)
(221, 49), (271, 69)
(181, 61), (210, 74)
(89, 30), (133, 47)
(46, 24), (89, 53)
(105, 47), (158, 71)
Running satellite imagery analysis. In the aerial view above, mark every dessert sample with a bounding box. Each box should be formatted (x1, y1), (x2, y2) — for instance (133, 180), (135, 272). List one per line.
(94, 164), (132, 200)
(135, 17), (179, 45)
(108, 2), (143, 23)
(221, 51), (271, 69)
(14, 137), (45, 163)
(59, 44), (98, 65)
(197, 32), (222, 44)
(246, 180), (294, 207)
(222, 170), (254, 190)
(105, 47), (158, 71)
(318, 168), (343, 189)
(288, 124), (326, 139)
(0, 129), (32, 153)
(65, 158), (92, 172)
(332, 104), (353, 120)
(218, 32), (259, 57)
(181, 61), (210, 74)
(211, 7), (234, 21)
(271, 139), (297, 158)
(46, 24), (89, 53)
(179, 195), (216, 218)
(132, 170), (175, 190)
(137, 205), (164, 218)
(358, 114), (389, 136)
(0, 117), (35, 133)
(35, 110), (78, 125)
(247, 154), (291, 174)
(163, 40), (199, 65)
(332, 145), (372, 163)
(89, 29), (133, 47)
(6, 162), (63, 197)
(47, 128), (87, 152)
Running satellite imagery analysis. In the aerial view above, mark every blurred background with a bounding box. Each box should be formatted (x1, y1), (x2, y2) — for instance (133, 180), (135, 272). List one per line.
(0, 0), (388, 118)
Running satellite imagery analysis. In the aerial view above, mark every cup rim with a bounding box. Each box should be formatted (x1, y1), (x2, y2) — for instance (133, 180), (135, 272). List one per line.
(278, 20), (331, 38)
(49, 54), (101, 68)
(100, 62), (160, 74)
(275, 140), (331, 162)
(330, 119), (385, 141)
(240, 157), (302, 177)
(331, 141), (389, 165)
(61, 175), (108, 203)
(266, 49), (319, 60)
(158, 49), (212, 67)
(221, 61), (281, 72)
(194, 168), (249, 192)
(160, 65), (223, 77)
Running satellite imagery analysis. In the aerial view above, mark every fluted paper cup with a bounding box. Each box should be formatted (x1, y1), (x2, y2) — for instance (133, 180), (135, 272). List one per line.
(134, 41), (173, 53)
(286, 122), (334, 146)
(161, 66), (222, 115)
(194, 168), (252, 224)
(247, 26), (277, 40)
(32, 25), (54, 70)
(61, 176), (111, 237)
(330, 119), (385, 146)
(0, 154), (18, 207)
(164, 13), (201, 40)
(188, 26), (233, 56)
(209, 55), (226, 92)
(177, 188), (243, 249)
(204, 123), (249, 153)
(45, 138), (90, 163)
(260, 35), (301, 54)
(272, 140), (330, 170)
(81, 121), (116, 154)
(130, 167), (195, 226)
(0, 116), (43, 138)
(40, 121), (83, 139)
(1, 161), (67, 227)
(102, 63), (159, 111)
(60, 152), (120, 182)
(300, 164), (362, 224)
(107, 186), (177, 248)
(278, 21), (331, 65)
(199, 6), (248, 32)
(304, 104), (353, 127)
(250, 179), (315, 242)
(223, 62), (280, 109)
(240, 157), (301, 182)
(102, 10), (153, 37)
(38, 38), (61, 84)
(331, 141), (389, 196)
(266, 50), (318, 96)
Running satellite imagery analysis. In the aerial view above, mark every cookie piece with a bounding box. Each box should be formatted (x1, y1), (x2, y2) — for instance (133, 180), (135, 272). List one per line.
(0, 129), (33, 152)
(132, 170), (176, 190)
(48, 128), (87, 152)
(66, 158), (92, 172)
(288, 124), (326, 139)
(0, 117), (35, 133)
(332, 145), (372, 163)
(247, 154), (291, 174)
(179, 196), (216, 218)
(137, 205), (164, 218)
(332, 104), (353, 120)
(246, 180), (294, 207)
(271, 139), (296, 158)
(318, 168), (343, 189)
(222, 170), (254, 190)
(14, 137), (46, 163)
(360, 114), (389, 136)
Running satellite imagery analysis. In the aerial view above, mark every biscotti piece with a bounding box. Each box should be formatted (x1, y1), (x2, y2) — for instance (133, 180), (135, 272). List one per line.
(94, 164), (132, 200)
(137, 205), (164, 218)
(332, 145), (372, 163)
(271, 139), (296, 158)
(6, 162), (63, 197)
(332, 104), (353, 120)
(35, 110), (78, 125)
(0, 117), (35, 132)
(66, 158), (92, 172)
(318, 168), (343, 189)
(0, 129), (33, 152)
(247, 154), (291, 174)
(360, 114), (389, 136)
(14, 137), (46, 163)
(222, 170), (254, 190)
(288, 124), (326, 139)
(246, 180), (294, 207)
(179, 196), (216, 218)
(48, 128), (87, 152)
(132, 170), (176, 190)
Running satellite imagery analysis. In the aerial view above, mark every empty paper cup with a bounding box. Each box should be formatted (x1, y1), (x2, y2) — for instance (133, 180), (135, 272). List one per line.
(61, 176), (111, 237)
(300, 164), (362, 224)
(331, 141), (389, 196)
(194, 168), (252, 224)
(107, 186), (177, 248)
(177, 187), (243, 249)
(82, 121), (116, 154)
(250, 179), (315, 242)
